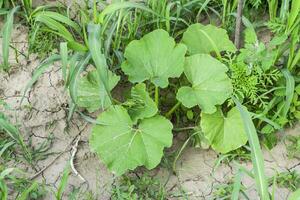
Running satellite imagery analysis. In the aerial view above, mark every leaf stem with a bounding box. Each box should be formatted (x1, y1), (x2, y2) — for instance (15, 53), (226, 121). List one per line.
(165, 101), (181, 118)
(155, 86), (159, 106)
(173, 127), (196, 132)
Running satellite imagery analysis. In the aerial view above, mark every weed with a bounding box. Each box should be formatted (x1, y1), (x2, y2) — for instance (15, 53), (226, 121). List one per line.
(29, 26), (61, 59)
(111, 173), (167, 200)
(272, 170), (300, 191)
(285, 135), (300, 159)
(213, 180), (248, 200)
(0, 166), (47, 199)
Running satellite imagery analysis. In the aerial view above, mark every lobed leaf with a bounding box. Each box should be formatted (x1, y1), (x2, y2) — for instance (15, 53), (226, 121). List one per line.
(121, 29), (187, 88)
(176, 54), (232, 113)
(201, 106), (248, 153)
(181, 23), (236, 56)
(90, 105), (173, 175)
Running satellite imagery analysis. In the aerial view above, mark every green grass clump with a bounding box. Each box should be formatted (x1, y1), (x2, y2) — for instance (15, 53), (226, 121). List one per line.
(111, 173), (167, 200)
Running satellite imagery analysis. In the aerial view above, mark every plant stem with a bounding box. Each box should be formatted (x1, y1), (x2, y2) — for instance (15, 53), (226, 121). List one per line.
(165, 101), (181, 118)
(155, 86), (159, 106)
(234, 0), (244, 50)
(173, 127), (196, 132)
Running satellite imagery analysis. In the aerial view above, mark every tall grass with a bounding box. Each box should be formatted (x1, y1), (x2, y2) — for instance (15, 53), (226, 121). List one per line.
(233, 97), (270, 200)
(1, 6), (19, 70)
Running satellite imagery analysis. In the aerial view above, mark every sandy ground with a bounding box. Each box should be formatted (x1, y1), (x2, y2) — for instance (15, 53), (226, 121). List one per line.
(0, 22), (300, 200)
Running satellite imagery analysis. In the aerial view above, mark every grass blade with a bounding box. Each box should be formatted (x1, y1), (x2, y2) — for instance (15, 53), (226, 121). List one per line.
(34, 14), (74, 41)
(68, 53), (91, 104)
(60, 42), (68, 84)
(56, 165), (70, 200)
(287, 0), (300, 31)
(1, 6), (19, 70)
(98, 2), (157, 24)
(233, 97), (269, 200)
(67, 41), (88, 52)
(231, 169), (242, 200)
(38, 11), (82, 35)
(22, 54), (61, 103)
(87, 24), (111, 108)
(17, 182), (38, 200)
(0, 116), (31, 161)
(281, 69), (295, 118)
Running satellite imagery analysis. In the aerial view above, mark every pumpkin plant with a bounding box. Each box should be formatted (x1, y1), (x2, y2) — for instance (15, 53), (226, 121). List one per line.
(85, 24), (248, 175)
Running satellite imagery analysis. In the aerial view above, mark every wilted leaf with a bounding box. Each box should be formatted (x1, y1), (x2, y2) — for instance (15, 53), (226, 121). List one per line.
(121, 29), (187, 88)
(90, 105), (173, 175)
(176, 54), (232, 114)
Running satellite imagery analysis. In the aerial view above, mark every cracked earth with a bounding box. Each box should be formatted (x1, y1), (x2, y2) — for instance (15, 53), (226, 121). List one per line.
(0, 23), (299, 200)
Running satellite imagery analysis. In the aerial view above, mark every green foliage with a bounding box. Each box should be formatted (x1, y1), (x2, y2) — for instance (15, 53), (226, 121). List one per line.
(111, 174), (167, 200)
(3, 1), (299, 198)
(176, 54), (233, 114)
(121, 29), (187, 88)
(56, 165), (70, 200)
(29, 26), (60, 59)
(0, 112), (32, 163)
(234, 98), (269, 200)
(1, 6), (19, 70)
(285, 135), (300, 159)
(213, 180), (248, 200)
(77, 70), (120, 112)
(200, 106), (248, 153)
(0, 167), (47, 200)
(125, 83), (158, 123)
(289, 188), (300, 200)
(90, 105), (173, 175)
(273, 170), (300, 191)
(181, 23), (236, 57)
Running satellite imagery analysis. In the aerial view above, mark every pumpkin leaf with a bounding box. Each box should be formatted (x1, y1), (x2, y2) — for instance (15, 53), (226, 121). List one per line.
(121, 29), (187, 88)
(90, 105), (173, 175)
(200, 106), (248, 153)
(127, 83), (158, 123)
(176, 54), (232, 114)
(182, 23), (236, 56)
(77, 70), (120, 112)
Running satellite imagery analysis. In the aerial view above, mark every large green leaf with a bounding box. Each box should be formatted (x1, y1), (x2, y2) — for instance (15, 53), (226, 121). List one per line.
(200, 106), (248, 153)
(90, 105), (173, 175)
(182, 23), (236, 56)
(77, 70), (120, 112)
(121, 29), (187, 88)
(176, 54), (232, 114)
(127, 83), (158, 123)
